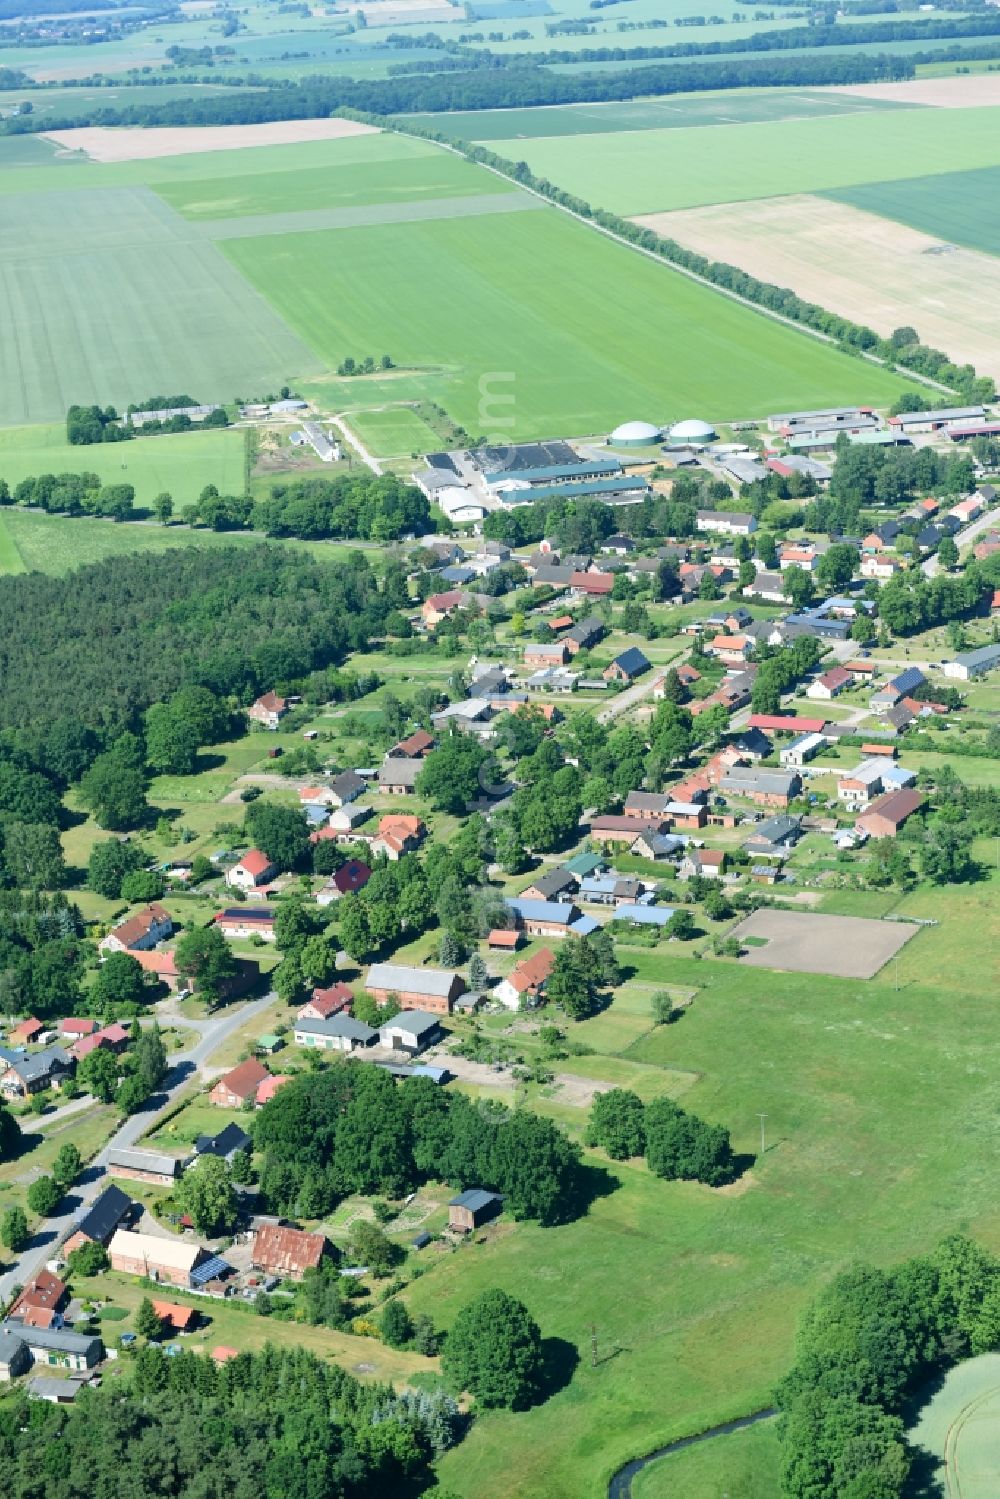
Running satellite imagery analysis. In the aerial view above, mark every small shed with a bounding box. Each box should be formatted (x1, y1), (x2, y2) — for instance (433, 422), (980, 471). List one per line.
(448, 1189), (503, 1234)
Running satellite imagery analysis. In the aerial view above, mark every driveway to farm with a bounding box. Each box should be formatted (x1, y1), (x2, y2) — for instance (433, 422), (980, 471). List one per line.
(922, 504), (1000, 578)
(0, 991), (276, 1301)
(332, 413), (383, 476)
(18, 1094), (96, 1135)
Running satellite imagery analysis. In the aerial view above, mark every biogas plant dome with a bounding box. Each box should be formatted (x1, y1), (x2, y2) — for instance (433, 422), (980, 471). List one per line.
(609, 419), (662, 447)
(669, 417), (717, 442)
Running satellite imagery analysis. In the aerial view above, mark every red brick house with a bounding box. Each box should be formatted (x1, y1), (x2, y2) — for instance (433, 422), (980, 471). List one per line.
(298, 983), (354, 1021)
(856, 788), (925, 839)
(364, 963), (465, 1015)
(209, 1057), (270, 1109)
(248, 692), (288, 729)
(99, 904), (172, 956)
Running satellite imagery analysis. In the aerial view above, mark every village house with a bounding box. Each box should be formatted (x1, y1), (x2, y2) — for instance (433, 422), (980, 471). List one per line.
(449, 1189), (503, 1233)
(377, 758), (422, 795)
(871, 667), (926, 711)
(665, 800), (708, 829)
(807, 666), (853, 701)
(70, 1022), (129, 1063)
(106, 1147), (181, 1188)
(780, 732), (826, 768)
(577, 874), (645, 905)
(251, 1224), (331, 1281)
(298, 983), (354, 1022)
(248, 692), (288, 730)
(629, 831), (685, 861)
(679, 848), (726, 880)
(213, 907), (277, 942)
(518, 868), (577, 903)
(7, 1016), (43, 1046)
(856, 787), (925, 838)
(130, 948), (184, 992)
(860, 555), (904, 582)
(422, 589), (466, 626)
(372, 813), (426, 860)
(487, 928), (521, 952)
(707, 634), (752, 666)
(328, 770), (366, 807)
(624, 791), (672, 819)
(719, 767), (801, 808)
(293, 1015), (376, 1053)
(99, 904), (172, 956)
(696, 509), (757, 537)
(151, 1302), (199, 1335)
(564, 616), (605, 655)
(62, 1185), (134, 1256)
(108, 1229), (208, 1288)
(388, 728), (435, 759)
(943, 643), (1000, 681)
(1, 1046), (73, 1100)
(8, 1271), (68, 1329)
(0, 1324), (102, 1379)
(58, 1017), (98, 1040)
(495, 948), (556, 1010)
(326, 804), (372, 835)
(590, 813), (670, 845)
(743, 814), (802, 858)
(365, 963), (466, 1015)
(209, 1058), (270, 1109)
(604, 647), (651, 683)
(524, 640), (569, 669)
(225, 850), (278, 892)
(570, 570), (614, 598)
(256, 1074), (291, 1107)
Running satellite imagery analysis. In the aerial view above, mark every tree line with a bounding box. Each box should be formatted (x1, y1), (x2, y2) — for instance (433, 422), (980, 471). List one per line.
(67, 400), (228, 444)
(777, 1235), (1000, 1497)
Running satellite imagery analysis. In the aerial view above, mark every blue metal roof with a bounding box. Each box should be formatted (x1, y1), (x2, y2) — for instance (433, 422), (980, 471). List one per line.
(500, 477), (650, 505)
(570, 914), (600, 935)
(506, 897), (575, 924)
(485, 460), (622, 485)
(616, 904), (674, 926)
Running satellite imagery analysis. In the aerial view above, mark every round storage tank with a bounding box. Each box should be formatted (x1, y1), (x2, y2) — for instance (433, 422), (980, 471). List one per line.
(668, 418), (717, 444)
(609, 419), (662, 447)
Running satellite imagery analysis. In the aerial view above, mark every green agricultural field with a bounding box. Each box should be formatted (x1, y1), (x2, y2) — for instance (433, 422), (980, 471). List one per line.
(0, 423), (246, 506)
(345, 406), (447, 457)
(828, 163), (1000, 257)
(223, 205), (907, 436)
(0, 512), (25, 573)
(631, 1418), (781, 1499)
(402, 87), (916, 141)
(398, 867), (1000, 1499)
(156, 138), (513, 220)
(0, 183), (322, 424)
(502, 105), (1000, 214)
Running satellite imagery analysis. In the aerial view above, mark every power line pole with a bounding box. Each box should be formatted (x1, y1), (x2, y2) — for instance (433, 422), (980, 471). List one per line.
(757, 1113), (767, 1157)
(591, 1324), (598, 1368)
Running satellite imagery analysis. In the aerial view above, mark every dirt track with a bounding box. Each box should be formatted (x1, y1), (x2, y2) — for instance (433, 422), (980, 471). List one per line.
(827, 74), (1000, 108)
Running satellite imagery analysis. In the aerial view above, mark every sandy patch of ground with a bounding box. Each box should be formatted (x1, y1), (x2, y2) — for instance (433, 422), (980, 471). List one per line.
(42, 117), (378, 163)
(827, 74), (1000, 108)
(731, 908), (916, 979)
(634, 194), (1000, 383)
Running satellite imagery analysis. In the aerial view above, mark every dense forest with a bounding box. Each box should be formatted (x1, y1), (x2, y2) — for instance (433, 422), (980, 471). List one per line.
(0, 546), (382, 741)
(778, 1235), (1000, 1497)
(0, 1342), (454, 1498)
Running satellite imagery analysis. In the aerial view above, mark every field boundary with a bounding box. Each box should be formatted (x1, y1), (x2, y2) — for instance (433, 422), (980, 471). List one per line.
(363, 116), (956, 398)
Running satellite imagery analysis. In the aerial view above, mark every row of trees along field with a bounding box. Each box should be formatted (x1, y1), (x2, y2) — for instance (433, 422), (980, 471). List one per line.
(778, 1235), (1000, 1497)
(373, 119), (994, 404)
(0, 472), (429, 543)
(0, 52), (916, 129)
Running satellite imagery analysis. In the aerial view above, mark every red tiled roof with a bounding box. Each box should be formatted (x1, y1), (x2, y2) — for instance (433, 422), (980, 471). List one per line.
(215, 1058), (270, 1101)
(256, 1074), (292, 1107)
(238, 849), (274, 878)
(333, 859), (371, 894)
(152, 1300), (198, 1332)
(58, 1018), (98, 1037)
(212, 1346), (241, 1364)
(107, 904), (171, 948)
(303, 983), (353, 1018)
(254, 692), (286, 713)
(11, 1271), (66, 1316)
(393, 729), (434, 757)
(570, 571), (613, 594)
(507, 948), (556, 994)
(131, 949), (180, 978)
(9, 1017), (43, 1042)
(488, 929), (520, 948)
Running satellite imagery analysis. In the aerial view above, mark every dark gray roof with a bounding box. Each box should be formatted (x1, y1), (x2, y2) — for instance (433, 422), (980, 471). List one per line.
(7, 1046), (72, 1087)
(377, 757), (421, 788)
(294, 1015), (376, 1042)
(889, 667), (925, 695)
(449, 1189), (503, 1213)
(0, 1327), (27, 1367)
(566, 615), (604, 646)
(523, 868), (576, 900)
(612, 647), (651, 676)
(379, 1010), (441, 1040)
(330, 770), (366, 801)
(69, 1184), (132, 1245)
(195, 1123), (252, 1160)
(107, 1147), (180, 1178)
(5, 1322), (102, 1360)
(745, 814), (801, 846)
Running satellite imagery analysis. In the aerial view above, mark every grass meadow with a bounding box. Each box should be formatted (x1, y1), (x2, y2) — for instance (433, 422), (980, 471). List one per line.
(0, 423), (247, 506)
(344, 406), (447, 457)
(502, 105), (1000, 214)
(828, 164), (1000, 257)
(395, 865), (1000, 1499)
(223, 205), (907, 436)
(631, 1419), (781, 1498)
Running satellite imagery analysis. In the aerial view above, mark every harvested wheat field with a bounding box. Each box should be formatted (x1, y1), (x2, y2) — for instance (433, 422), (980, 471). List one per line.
(634, 194), (1000, 382)
(827, 74), (1000, 108)
(42, 117), (378, 163)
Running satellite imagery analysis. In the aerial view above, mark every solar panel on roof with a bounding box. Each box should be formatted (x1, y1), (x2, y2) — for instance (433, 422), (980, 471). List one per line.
(190, 1255), (232, 1286)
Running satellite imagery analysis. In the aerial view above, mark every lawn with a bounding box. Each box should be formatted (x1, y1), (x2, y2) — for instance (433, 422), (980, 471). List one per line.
(345, 406), (446, 458)
(504, 105), (1000, 215)
(0, 182), (322, 424)
(405, 88), (917, 142)
(223, 205), (908, 438)
(828, 164), (1000, 258)
(393, 867), (1000, 1499)
(0, 1104), (118, 1225)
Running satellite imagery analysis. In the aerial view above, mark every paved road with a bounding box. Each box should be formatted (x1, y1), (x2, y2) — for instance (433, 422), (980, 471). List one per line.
(922, 504), (1000, 578)
(0, 991), (276, 1300)
(19, 1094), (96, 1135)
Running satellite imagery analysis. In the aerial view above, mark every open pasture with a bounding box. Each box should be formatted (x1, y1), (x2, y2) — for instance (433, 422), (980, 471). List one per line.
(222, 204), (907, 438)
(0, 421), (246, 506)
(403, 87), (917, 141)
(631, 1418), (781, 1499)
(635, 193), (1000, 383)
(828, 163), (1000, 257)
(731, 908), (916, 978)
(501, 104), (1000, 214)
